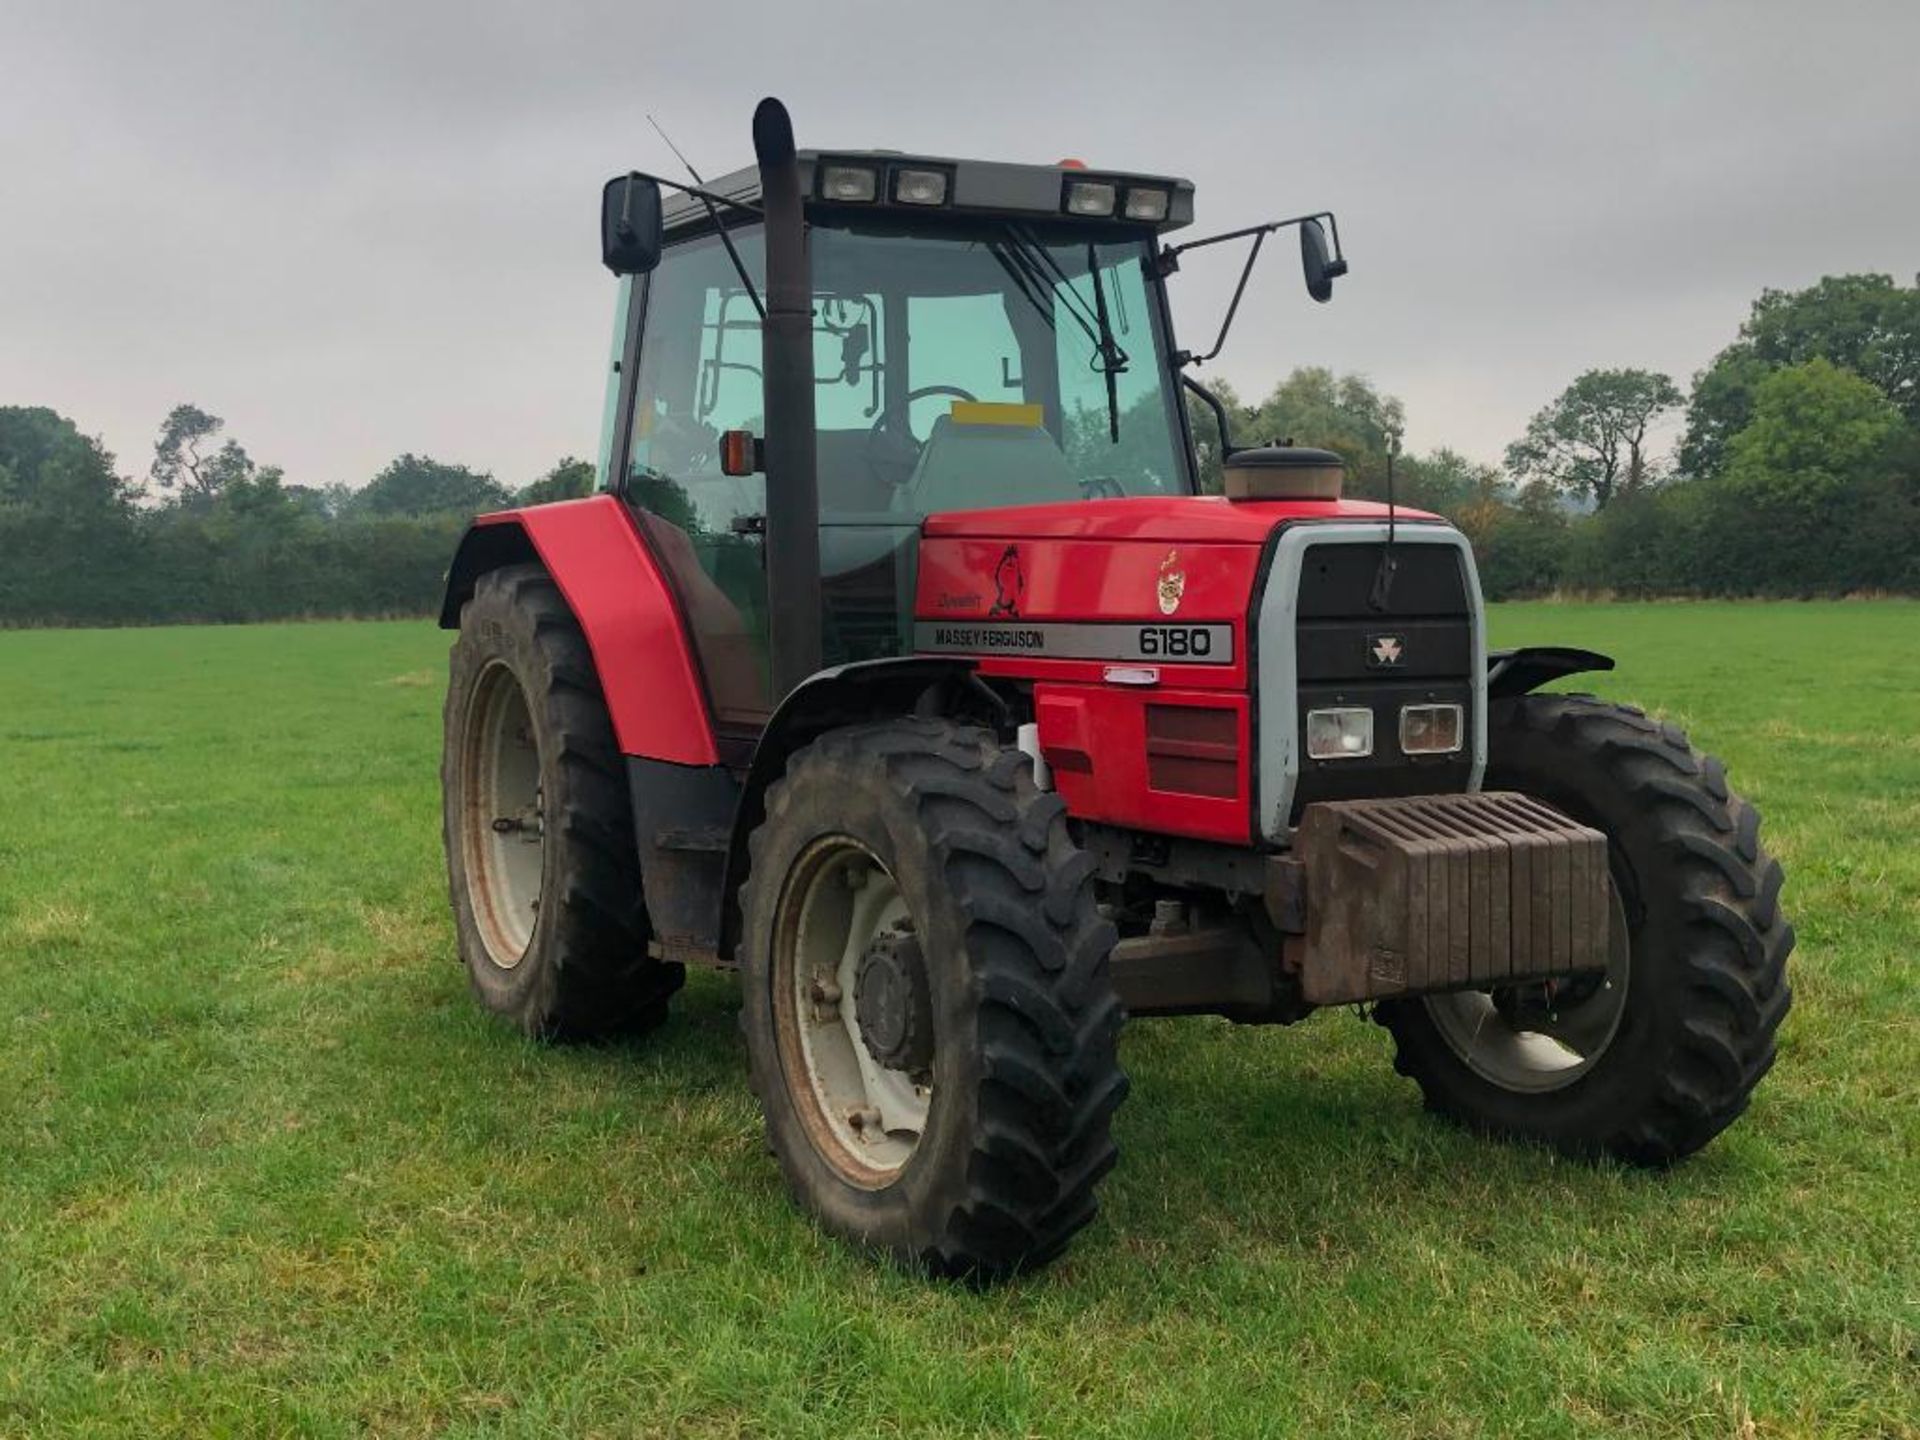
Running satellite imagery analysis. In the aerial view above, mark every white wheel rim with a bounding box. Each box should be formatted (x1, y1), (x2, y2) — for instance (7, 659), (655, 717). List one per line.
(460, 662), (545, 969)
(772, 837), (931, 1187)
(1422, 879), (1631, 1093)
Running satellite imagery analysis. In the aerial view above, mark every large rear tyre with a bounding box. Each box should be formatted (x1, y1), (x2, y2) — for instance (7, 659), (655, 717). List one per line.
(442, 564), (682, 1039)
(739, 719), (1125, 1279)
(1376, 694), (1792, 1164)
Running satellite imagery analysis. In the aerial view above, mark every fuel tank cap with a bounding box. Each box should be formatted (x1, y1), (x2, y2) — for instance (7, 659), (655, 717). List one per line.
(1222, 445), (1345, 501)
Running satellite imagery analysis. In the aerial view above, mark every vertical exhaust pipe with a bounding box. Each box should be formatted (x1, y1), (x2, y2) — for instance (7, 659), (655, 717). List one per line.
(752, 97), (822, 699)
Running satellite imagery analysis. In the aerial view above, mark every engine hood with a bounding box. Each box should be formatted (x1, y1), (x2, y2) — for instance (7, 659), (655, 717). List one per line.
(920, 494), (1440, 545)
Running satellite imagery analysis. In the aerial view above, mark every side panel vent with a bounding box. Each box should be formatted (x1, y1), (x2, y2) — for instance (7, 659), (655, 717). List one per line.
(1145, 704), (1238, 799)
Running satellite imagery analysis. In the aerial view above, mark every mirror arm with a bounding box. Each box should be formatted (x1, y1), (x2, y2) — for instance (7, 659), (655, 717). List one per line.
(1161, 210), (1339, 263)
(624, 167), (764, 219)
(619, 167), (766, 316)
(1189, 228), (1268, 367)
(1159, 211), (1346, 367)
(625, 168), (766, 320)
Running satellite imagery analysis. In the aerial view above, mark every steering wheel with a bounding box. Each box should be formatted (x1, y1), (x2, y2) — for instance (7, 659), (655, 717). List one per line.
(1080, 475), (1127, 500)
(865, 385), (980, 490)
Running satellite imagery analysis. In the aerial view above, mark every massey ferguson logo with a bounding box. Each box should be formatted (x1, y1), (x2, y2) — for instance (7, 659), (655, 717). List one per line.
(1368, 633), (1405, 667)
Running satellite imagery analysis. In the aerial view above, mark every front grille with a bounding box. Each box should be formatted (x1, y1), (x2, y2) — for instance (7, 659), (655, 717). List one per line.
(1291, 541), (1474, 816)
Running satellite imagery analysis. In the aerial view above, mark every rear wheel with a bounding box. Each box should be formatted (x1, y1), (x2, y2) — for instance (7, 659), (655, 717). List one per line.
(442, 564), (682, 1039)
(1377, 694), (1792, 1164)
(740, 718), (1125, 1278)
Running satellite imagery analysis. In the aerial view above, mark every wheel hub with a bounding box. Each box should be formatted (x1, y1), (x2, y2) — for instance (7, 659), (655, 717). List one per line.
(773, 838), (932, 1186)
(460, 661), (545, 970)
(855, 927), (933, 1078)
(1423, 877), (1631, 1093)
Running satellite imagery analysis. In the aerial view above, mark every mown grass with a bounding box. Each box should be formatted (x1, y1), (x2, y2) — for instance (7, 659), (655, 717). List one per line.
(1, 602), (1915, 1438)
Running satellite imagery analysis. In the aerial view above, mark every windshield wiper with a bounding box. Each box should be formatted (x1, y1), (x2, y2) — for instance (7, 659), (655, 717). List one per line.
(991, 229), (1128, 443)
(1085, 241), (1123, 443)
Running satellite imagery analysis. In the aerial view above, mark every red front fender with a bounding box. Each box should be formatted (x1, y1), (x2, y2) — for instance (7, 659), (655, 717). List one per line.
(441, 495), (719, 766)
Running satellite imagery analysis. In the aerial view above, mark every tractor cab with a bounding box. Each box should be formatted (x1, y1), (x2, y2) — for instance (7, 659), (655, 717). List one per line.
(599, 150), (1205, 733)
(596, 139), (1338, 736)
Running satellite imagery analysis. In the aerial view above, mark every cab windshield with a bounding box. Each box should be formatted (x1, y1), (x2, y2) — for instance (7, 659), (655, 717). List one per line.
(804, 218), (1191, 510)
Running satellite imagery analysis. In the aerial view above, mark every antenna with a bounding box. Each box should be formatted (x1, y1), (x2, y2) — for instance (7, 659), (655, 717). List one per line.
(648, 112), (763, 320)
(648, 113), (706, 185)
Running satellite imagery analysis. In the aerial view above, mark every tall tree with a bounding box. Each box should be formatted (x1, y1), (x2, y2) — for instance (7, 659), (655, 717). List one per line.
(0, 407), (142, 621)
(1243, 367), (1405, 498)
(1721, 358), (1904, 509)
(1505, 368), (1682, 510)
(1680, 273), (1920, 478)
(519, 456), (597, 506)
(355, 454), (510, 517)
(149, 403), (276, 506)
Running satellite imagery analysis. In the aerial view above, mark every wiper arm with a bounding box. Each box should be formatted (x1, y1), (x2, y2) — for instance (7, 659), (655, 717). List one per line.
(1085, 241), (1123, 443)
(987, 243), (1058, 337)
(998, 229), (1128, 443)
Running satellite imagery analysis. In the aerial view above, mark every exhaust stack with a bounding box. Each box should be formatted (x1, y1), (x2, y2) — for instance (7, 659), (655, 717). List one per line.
(753, 97), (822, 698)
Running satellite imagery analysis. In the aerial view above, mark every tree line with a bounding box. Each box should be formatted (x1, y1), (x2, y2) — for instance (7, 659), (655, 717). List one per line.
(1187, 271), (1919, 598)
(3, 271), (1915, 626)
(0, 403), (594, 625)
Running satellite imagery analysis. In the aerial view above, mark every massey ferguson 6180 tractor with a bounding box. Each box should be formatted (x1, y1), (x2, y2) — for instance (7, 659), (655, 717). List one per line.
(438, 99), (1791, 1277)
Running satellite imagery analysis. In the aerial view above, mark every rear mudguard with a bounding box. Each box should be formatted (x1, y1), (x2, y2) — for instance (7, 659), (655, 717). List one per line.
(1487, 646), (1614, 699)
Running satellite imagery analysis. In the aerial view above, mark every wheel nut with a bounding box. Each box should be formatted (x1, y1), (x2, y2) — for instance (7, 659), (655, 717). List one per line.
(810, 980), (842, 1005)
(848, 1106), (881, 1133)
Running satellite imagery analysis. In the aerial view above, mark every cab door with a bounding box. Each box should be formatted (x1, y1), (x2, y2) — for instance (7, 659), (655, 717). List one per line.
(619, 228), (773, 734)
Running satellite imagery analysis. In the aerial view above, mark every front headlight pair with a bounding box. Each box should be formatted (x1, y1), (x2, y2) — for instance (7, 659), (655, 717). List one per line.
(1305, 704), (1463, 760)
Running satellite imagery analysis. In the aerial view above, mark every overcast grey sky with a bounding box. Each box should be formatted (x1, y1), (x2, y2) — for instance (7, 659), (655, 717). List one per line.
(3, 0), (1915, 490)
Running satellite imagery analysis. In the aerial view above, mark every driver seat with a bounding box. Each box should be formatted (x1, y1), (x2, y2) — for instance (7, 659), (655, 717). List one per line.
(891, 414), (1081, 517)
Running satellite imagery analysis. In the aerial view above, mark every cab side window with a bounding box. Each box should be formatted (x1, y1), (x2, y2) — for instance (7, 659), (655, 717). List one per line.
(626, 228), (772, 730)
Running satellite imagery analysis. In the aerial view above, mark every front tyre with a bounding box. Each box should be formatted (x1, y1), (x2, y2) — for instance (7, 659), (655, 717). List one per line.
(740, 719), (1125, 1279)
(442, 564), (683, 1039)
(1377, 694), (1792, 1164)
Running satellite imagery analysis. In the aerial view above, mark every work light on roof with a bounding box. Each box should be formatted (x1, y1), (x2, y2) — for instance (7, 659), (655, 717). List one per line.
(1063, 178), (1118, 217)
(821, 164), (878, 202)
(1123, 186), (1170, 222)
(891, 167), (948, 206)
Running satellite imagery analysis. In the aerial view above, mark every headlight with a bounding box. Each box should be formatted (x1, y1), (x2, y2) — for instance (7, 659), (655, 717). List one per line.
(1306, 707), (1374, 760)
(1063, 178), (1117, 217)
(820, 164), (878, 202)
(1400, 703), (1464, 755)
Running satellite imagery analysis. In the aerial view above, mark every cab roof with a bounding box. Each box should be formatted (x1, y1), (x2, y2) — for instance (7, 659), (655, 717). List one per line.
(661, 149), (1195, 238)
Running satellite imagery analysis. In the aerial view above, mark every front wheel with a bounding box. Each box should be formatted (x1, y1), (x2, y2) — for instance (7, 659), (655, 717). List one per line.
(739, 719), (1125, 1278)
(1376, 694), (1793, 1164)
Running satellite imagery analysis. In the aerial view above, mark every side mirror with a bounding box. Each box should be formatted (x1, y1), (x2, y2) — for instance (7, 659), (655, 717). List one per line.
(601, 173), (664, 275)
(1300, 218), (1347, 303)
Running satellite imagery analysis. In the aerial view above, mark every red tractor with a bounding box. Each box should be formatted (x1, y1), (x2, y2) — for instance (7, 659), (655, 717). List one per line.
(439, 99), (1791, 1277)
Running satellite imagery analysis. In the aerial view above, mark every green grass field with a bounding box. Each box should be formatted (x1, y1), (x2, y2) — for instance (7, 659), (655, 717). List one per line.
(2, 602), (1916, 1438)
